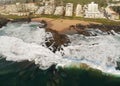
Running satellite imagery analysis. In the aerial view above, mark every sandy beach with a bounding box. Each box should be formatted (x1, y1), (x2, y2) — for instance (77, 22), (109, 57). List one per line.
(32, 18), (100, 33)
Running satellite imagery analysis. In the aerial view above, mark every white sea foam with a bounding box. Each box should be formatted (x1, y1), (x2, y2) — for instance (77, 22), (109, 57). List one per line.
(62, 34), (120, 74)
(0, 22), (120, 74)
(0, 36), (69, 70)
(1, 22), (53, 45)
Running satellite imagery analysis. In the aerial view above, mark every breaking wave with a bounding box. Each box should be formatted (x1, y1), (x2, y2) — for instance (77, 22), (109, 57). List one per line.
(0, 22), (120, 74)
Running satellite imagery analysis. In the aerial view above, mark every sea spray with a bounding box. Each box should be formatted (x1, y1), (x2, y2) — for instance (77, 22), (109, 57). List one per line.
(0, 36), (70, 70)
(0, 22), (120, 74)
(62, 34), (120, 74)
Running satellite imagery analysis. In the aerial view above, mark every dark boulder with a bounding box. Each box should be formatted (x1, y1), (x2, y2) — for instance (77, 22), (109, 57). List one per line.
(75, 23), (120, 36)
(0, 17), (9, 28)
(39, 20), (47, 28)
(45, 28), (70, 53)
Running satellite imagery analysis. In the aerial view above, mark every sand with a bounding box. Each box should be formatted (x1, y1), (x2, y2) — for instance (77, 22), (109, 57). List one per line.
(32, 17), (100, 32)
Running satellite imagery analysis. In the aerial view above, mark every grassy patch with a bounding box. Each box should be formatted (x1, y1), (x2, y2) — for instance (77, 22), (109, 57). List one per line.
(39, 15), (120, 26)
(1, 14), (120, 26)
(61, 0), (107, 7)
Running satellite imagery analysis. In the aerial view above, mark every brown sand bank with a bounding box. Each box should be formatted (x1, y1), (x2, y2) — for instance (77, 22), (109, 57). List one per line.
(32, 18), (100, 33)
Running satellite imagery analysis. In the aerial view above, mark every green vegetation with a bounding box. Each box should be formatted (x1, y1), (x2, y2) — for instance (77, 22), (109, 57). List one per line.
(1, 14), (120, 26)
(60, 0), (107, 7)
(40, 14), (120, 26)
(0, 15), (29, 20)
(109, 0), (120, 4)
(2, 0), (107, 7)
(111, 6), (120, 15)
(110, 6), (120, 20)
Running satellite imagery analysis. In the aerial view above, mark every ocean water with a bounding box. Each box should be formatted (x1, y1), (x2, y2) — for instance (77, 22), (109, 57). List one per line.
(0, 22), (120, 86)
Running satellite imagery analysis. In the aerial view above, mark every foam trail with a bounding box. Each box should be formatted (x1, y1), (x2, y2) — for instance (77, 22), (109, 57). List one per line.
(0, 22), (120, 74)
(0, 22), (53, 45)
(0, 36), (69, 70)
(62, 34), (120, 74)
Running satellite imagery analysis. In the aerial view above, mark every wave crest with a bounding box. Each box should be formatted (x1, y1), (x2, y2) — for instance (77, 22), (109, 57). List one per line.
(0, 22), (120, 74)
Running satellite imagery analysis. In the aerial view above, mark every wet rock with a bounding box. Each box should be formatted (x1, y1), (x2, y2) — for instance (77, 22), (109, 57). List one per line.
(75, 23), (120, 36)
(45, 28), (70, 52)
(0, 17), (9, 28)
(116, 61), (120, 70)
(39, 20), (47, 28)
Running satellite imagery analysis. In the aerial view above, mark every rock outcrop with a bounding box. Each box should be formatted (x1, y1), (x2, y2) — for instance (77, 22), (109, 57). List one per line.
(39, 20), (70, 52)
(45, 28), (70, 52)
(0, 17), (9, 28)
(75, 23), (120, 36)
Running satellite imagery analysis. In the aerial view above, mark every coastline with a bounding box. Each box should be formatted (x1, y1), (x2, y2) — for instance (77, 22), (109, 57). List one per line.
(32, 17), (120, 35)
(32, 17), (101, 33)
(1, 15), (120, 35)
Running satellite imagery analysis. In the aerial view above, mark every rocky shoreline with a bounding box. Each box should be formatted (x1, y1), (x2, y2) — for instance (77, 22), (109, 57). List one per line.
(0, 17), (9, 28)
(66, 23), (120, 36)
(1, 17), (120, 36)
(0, 17), (31, 28)
(32, 18), (120, 36)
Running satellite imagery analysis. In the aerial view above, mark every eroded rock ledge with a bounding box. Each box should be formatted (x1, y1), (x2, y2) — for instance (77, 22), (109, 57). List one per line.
(65, 23), (120, 36)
